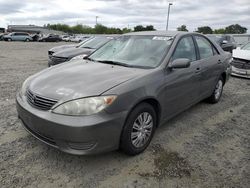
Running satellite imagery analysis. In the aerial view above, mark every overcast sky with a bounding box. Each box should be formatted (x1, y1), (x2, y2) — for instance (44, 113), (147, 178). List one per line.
(0, 0), (249, 32)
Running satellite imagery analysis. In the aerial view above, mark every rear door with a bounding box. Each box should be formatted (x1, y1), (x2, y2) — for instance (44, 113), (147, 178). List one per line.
(162, 35), (202, 119)
(194, 35), (222, 98)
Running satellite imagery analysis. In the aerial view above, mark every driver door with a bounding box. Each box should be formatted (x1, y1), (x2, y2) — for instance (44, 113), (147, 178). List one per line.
(162, 36), (202, 120)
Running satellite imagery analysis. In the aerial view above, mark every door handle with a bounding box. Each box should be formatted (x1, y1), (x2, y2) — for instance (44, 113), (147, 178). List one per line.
(195, 67), (201, 73)
(218, 59), (222, 64)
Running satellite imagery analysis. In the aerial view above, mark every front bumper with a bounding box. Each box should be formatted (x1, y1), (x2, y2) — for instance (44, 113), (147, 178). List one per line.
(231, 66), (250, 79)
(16, 94), (127, 155)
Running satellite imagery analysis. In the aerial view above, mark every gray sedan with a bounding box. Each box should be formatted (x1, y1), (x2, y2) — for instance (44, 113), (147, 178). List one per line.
(16, 31), (231, 155)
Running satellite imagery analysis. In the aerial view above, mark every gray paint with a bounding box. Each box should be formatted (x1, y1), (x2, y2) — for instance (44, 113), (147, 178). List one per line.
(17, 31), (231, 155)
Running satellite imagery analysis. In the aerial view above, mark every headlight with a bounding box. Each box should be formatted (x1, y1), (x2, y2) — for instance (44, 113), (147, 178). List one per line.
(52, 96), (117, 116)
(71, 54), (87, 60)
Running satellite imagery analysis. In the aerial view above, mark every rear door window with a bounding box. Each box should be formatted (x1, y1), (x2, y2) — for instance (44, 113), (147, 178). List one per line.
(195, 36), (214, 59)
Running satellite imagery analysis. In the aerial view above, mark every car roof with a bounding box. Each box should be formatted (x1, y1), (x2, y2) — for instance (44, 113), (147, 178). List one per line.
(124, 30), (191, 37)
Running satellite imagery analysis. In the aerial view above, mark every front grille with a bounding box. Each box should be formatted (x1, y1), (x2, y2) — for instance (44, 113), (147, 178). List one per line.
(26, 89), (58, 111)
(50, 56), (69, 64)
(232, 58), (250, 70)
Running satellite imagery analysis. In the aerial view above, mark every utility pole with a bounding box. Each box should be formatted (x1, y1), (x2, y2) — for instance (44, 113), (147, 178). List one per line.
(166, 3), (173, 31)
(95, 16), (99, 25)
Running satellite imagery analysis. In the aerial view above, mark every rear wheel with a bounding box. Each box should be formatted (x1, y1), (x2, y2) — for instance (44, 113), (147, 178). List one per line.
(120, 103), (156, 155)
(206, 76), (224, 103)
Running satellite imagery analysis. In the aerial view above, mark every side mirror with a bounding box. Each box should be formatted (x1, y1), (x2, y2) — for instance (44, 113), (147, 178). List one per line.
(236, 47), (241, 50)
(168, 58), (191, 69)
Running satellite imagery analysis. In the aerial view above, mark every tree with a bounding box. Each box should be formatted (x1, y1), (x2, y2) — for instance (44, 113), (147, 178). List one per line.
(134, 25), (145, 32)
(134, 25), (156, 32)
(213, 28), (225, 34)
(196, 26), (213, 34)
(145, 25), (155, 31)
(177, 25), (188, 31)
(224, 24), (247, 34)
(122, 27), (132, 33)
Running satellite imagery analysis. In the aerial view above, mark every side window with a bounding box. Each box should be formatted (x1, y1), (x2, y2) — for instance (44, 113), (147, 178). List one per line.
(172, 36), (197, 62)
(195, 36), (214, 59)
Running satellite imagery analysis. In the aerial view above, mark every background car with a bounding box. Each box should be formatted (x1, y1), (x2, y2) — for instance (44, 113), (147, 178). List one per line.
(48, 36), (115, 66)
(0, 33), (4, 41)
(3, 32), (33, 42)
(61, 35), (70, 42)
(231, 42), (250, 78)
(70, 36), (90, 43)
(17, 31), (231, 155)
(39, 34), (62, 42)
(48, 36), (92, 57)
(207, 34), (237, 53)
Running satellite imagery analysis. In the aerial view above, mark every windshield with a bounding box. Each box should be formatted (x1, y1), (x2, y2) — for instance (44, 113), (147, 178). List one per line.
(89, 35), (173, 68)
(76, 37), (92, 47)
(79, 37), (111, 49)
(242, 42), (250, 50)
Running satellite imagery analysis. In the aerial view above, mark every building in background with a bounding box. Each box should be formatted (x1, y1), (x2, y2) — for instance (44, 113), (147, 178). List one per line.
(232, 34), (250, 46)
(0, 27), (5, 33)
(7, 25), (64, 35)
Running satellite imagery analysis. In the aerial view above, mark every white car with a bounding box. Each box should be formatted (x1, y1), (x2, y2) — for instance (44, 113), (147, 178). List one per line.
(61, 35), (70, 42)
(231, 42), (250, 78)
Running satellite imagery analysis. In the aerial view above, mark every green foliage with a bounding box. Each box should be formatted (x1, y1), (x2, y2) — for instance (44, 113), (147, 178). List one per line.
(224, 24), (247, 34)
(213, 28), (225, 34)
(134, 25), (156, 32)
(196, 26), (213, 34)
(177, 25), (188, 32)
(46, 24), (154, 34)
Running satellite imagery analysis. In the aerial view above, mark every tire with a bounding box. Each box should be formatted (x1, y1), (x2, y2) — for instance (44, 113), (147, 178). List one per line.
(8, 38), (12, 42)
(120, 103), (157, 155)
(25, 38), (30, 42)
(206, 76), (224, 104)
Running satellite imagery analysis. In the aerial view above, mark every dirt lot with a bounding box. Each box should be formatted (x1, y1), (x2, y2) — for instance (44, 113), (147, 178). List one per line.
(0, 41), (249, 188)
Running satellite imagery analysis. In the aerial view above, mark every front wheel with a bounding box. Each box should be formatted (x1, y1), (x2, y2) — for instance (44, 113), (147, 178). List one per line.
(206, 77), (224, 104)
(25, 38), (30, 42)
(120, 103), (157, 155)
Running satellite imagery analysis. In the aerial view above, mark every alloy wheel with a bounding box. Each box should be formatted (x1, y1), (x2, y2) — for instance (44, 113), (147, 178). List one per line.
(214, 80), (223, 100)
(131, 112), (153, 148)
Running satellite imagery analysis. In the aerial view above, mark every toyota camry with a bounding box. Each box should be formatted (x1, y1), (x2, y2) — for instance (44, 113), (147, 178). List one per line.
(17, 31), (231, 155)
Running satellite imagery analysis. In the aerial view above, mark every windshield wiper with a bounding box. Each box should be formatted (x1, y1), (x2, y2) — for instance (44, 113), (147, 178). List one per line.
(96, 60), (133, 67)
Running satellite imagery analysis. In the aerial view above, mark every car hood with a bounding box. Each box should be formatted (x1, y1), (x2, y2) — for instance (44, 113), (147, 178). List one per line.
(53, 47), (95, 59)
(29, 61), (145, 102)
(50, 44), (77, 53)
(233, 49), (250, 61)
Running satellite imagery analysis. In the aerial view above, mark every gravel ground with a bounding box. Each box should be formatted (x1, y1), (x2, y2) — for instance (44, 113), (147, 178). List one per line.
(0, 41), (250, 188)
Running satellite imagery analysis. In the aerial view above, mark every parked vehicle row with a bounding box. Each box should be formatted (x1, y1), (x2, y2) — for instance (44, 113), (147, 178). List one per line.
(17, 31), (232, 156)
(1, 32), (93, 42)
